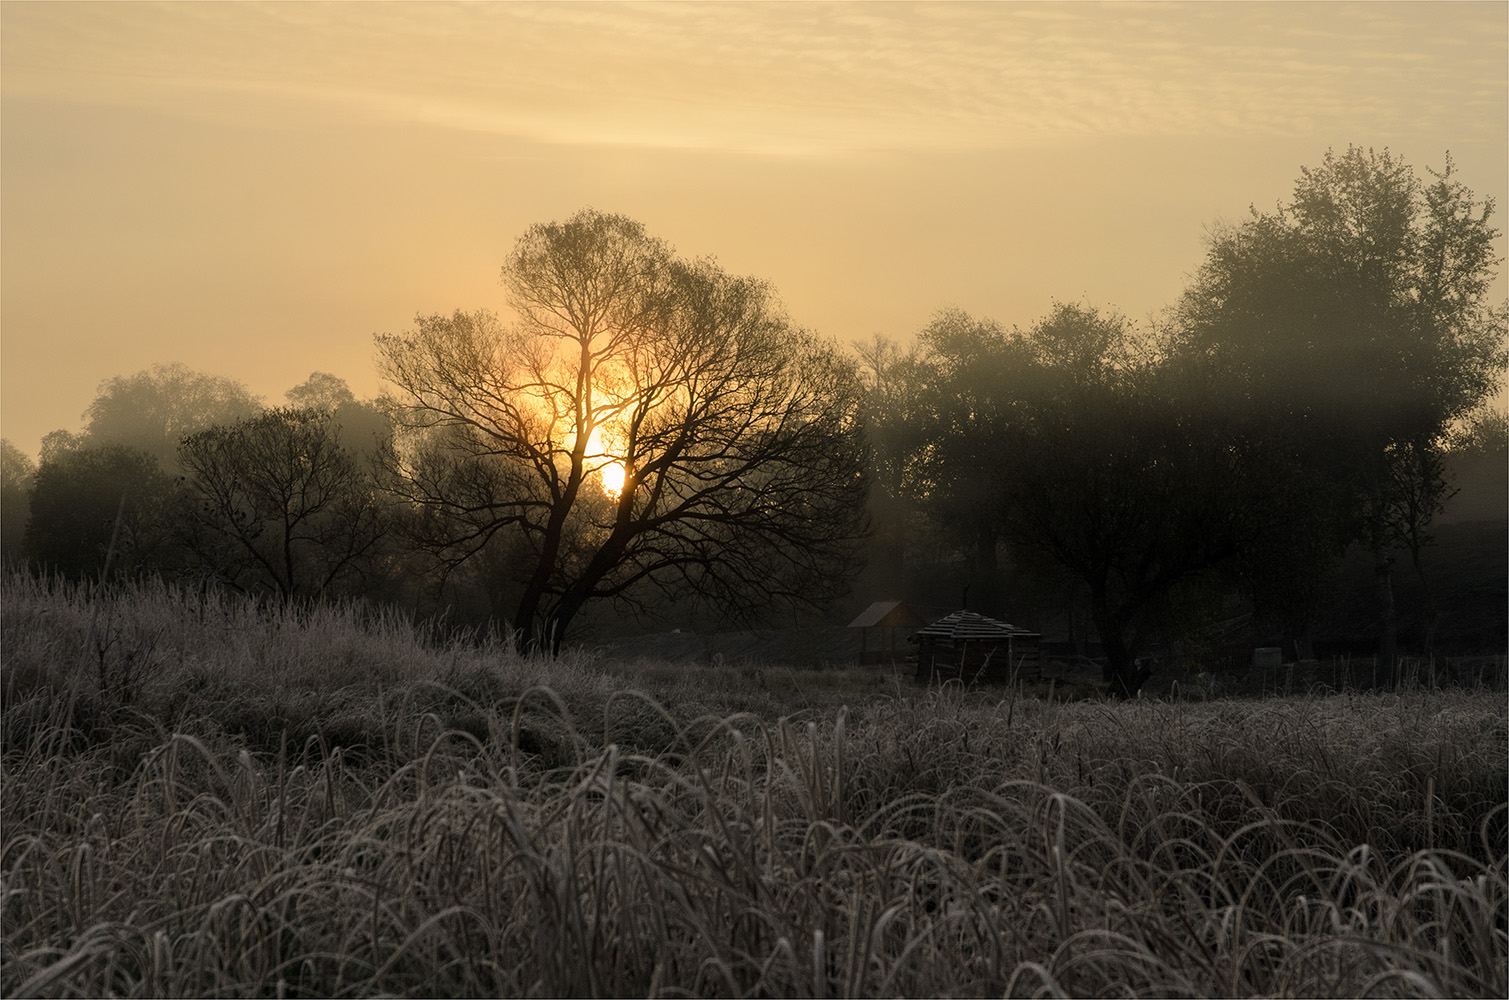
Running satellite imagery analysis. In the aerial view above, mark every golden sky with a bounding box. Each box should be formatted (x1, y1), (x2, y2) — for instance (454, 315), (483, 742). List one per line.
(3, 1), (1506, 455)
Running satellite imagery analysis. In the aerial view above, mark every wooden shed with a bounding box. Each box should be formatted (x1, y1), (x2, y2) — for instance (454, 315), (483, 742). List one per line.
(912, 610), (1042, 684)
(848, 601), (926, 666)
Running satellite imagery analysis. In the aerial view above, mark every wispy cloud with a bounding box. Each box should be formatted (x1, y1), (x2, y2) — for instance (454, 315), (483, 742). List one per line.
(3, 1), (1504, 155)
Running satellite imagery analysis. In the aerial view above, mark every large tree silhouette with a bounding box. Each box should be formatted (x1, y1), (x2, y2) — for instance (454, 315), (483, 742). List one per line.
(377, 210), (869, 651)
(891, 303), (1252, 696)
(1177, 147), (1507, 677)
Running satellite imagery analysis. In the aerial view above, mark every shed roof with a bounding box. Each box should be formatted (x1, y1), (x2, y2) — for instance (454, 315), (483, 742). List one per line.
(912, 610), (1040, 644)
(848, 600), (927, 629)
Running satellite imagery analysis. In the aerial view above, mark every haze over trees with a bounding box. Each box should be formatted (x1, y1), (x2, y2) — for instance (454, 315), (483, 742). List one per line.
(864, 147), (1505, 694)
(865, 303), (1260, 696)
(1176, 147), (1507, 679)
(11, 365), (265, 581)
(22, 444), (179, 580)
(8, 367), (397, 593)
(2, 147), (1503, 685)
(80, 362), (264, 470)
(0, 441), (36, 567)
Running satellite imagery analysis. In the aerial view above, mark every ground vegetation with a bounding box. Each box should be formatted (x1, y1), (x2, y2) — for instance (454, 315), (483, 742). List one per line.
(2, 573), (1503, 998)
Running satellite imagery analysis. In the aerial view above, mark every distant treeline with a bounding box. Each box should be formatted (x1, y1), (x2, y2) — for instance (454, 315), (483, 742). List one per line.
(2, 146), (1505, 694)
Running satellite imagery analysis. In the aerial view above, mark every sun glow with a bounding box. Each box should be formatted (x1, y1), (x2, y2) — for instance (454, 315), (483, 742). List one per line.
(600, 459), (626, 499)
(586, 426), (627, 499)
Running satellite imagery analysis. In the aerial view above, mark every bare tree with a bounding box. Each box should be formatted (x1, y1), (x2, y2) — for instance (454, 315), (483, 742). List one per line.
(377, 209), (869, 652)
(178, 407), (390, 599)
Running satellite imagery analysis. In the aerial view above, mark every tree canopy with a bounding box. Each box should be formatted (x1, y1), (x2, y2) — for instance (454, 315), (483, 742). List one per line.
(1, 440), (37, 566)
(1176, 146), (1506, 671)
(862, 150), (1505, 692)
(23, 444), (177, 581)
(872, 303), (1251, 695)
(82, 363), (263, 469)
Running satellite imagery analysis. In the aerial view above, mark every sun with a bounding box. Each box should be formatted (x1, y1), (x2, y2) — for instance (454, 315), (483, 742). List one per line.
(600, 457), (626, 498)
(586, 426), (627, 499)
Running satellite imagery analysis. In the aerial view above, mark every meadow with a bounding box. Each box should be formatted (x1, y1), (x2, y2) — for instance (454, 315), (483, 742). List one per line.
(2, 572), (1505, 998)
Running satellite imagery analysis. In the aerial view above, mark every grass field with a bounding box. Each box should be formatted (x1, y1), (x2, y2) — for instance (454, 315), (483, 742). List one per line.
(2, 572), (1505, 997)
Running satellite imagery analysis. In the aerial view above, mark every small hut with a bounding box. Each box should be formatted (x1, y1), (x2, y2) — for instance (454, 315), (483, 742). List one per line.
(912, 610), (1041, 684)
(848, 601), (926, 666)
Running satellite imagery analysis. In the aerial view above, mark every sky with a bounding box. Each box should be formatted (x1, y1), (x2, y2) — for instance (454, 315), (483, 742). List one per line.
(3, 1), (1506, 457)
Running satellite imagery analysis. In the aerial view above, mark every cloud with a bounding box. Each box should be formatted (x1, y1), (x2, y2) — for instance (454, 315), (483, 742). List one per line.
(3, 2), (1504, 155)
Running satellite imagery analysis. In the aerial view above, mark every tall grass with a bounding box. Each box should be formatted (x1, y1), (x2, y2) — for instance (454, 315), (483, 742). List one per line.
(2, 572), (1505, 997)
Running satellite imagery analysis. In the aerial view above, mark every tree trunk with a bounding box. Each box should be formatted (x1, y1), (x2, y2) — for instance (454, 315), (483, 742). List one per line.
(1365, 479), (1399, 689)
(1103, 640), (1151, 698)
(511, 472), (590, 653)
(1408, 542), (1440, 658)
(511, 585), (547, 654)
(972, 523), (1001, 616)
(1090, 598), (1150, 698)
(1375, 552), (1398, 688)
(544, 597), (587, 656)
(539, 525), (634, 655)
